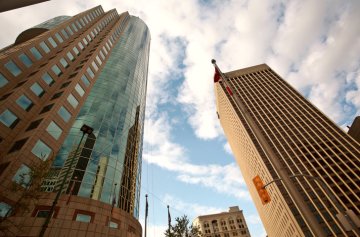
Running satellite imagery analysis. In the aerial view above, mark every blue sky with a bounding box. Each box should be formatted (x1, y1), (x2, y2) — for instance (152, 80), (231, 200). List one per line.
(1, 1), (360, 237)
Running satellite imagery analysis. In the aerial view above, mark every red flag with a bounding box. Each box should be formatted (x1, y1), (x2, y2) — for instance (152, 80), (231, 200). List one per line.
(226, 86), (233, 95)
(214, 67), (221, 83)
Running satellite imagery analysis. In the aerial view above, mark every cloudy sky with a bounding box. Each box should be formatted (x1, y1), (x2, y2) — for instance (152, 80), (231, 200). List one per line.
(1, 0), (360, 236)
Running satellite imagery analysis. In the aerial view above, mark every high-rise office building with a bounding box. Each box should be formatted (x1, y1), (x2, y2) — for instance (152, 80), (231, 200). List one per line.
(348, 116), (360, 143)
(0, 5), (150, 236)
(193, 206), (251, 237)
(214, 62), (360, 237)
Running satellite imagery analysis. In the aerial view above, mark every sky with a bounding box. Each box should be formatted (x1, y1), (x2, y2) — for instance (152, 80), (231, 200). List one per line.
(1, 1), (360, 237)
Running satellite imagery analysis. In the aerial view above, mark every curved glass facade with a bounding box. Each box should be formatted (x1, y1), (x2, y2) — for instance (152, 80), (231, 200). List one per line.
(53, 16), (150, 218)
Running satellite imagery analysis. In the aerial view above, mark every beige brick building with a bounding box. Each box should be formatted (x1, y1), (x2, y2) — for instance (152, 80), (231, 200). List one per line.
(193, 206), (251, 237)
(214, 63), (359, 237)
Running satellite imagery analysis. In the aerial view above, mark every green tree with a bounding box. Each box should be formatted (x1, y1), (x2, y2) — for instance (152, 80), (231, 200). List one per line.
(164, 215), (203, 237)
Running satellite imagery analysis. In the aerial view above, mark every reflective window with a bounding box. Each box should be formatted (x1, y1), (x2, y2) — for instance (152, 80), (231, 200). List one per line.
(79, 18), (85, 26)
(12, 164), (31, 187)
(94, 28), (98, 35)
(41, 73), (54, 86)
(16, 95), (33, 111)
(71, 23), (78, 32)
(51, 65), (62, 76)
(30, 47), (42, 60)
(76, 214), (91, 223)
(73, 46), (80, 55)
(30, 83), (45, 97)
(48, 37), (57, 48)
(96, 55), (102, 65)
(58, 106), (71, 122)
(46, 121), (62, 140)
(99, 51), (105, 60)
(67, 52), (75, 61)
(83, 16), (88, 24)
(87, 35), (92, 42)
(18, 53), (33, 68)
(86, 67), (95, 78)
(82, 38), (88, 46)
(109, 221), (118, 229)
(0, 73), (8, 88)
(39, 41), (50, 53)
(76, 21), (82, 29)
(0, 202), (12, 217)
(90, 31), (95, 38)
(78, 42), (84, 50)
(60, 58), (69, 68)
(55, 33), (64, 43)
(5, 60), (22, 76)
(106, 42), (110, 50)
(0, 109), (18, 128)
(66, 26), (74, 35)
(81, 75), (90, 87)
(75, 84), (85, 97)
(103, 46), (108, 55)
(91, 61), (98, 72)
(67, 94), (78, 108)
(31, 140), (52, 160)
(61, 29), (69, 39)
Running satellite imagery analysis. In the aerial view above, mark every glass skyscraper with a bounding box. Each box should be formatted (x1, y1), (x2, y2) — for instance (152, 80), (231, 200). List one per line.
(0, 5), (149, 236)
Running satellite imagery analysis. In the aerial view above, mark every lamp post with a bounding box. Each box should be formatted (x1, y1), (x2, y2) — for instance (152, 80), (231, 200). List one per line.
(39, 124), (94, 237)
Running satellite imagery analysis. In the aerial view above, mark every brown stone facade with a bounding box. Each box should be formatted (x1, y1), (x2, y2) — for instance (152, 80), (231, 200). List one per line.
(1, 193), (141, 236)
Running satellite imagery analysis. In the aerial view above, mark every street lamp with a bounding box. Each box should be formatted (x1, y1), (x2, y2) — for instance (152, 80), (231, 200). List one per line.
(39, 124), (94, 237)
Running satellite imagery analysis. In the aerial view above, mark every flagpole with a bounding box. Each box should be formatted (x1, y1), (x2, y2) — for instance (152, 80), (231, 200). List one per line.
(167, 205), (171, 236)
(145, 194), (148, 237)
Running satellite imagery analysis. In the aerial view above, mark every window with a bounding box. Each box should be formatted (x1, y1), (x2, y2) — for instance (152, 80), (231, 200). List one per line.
(12, 164), (31, 187)
(73, 46), (80, 55)
(18, 53), (33, 68)
(26, 119), (42, 131)
(31, 140), (52, 160)
(86, 67), (95, 78)
(78, 42), (84, 50)
(39, 41), (50, 53)
(30, 83), (45, 97)
(0, 73), (8, 88)
(71, 23), (78, 32)
(75, 213), (91, 223)
(60, 58), (69, 68)
(82, 38), (88, 46)
(39, 104), (53, 114)
(81, 75), (90, 87)
(16, 95), (33, 111)
(30, 47), (42, 60)
(99, 51), (105, 60)
(67, 94), (78, 108)
(87, 34), (92, 42)
(9, 138), (28, 153)
(90, 31), (95, 38)
(67, 52), (75, 61)
(66, 26), (74, 35)
(0, 202), (12, 217)
(75, 84), (85, 97)
(58, 106), (71, 122)
(109, 221), (119, 229)
(48, 37), (57, 48)
(61, 29), (69, 39)
(79, 18), (85, 26)
(76, 21), (82, 29)
(5, 60), (22, 76)
(46, 121), (62, 140)
(55, 33), (63, 43)
(91, 61), (98, 72)
(36, 210), (51, 218)
(0, 109), (19, 128)
(96, 55), (102, 65)
(41, 73), (54, 86)
(51, 91), (63, 100)
(51, 65), (62, 76)
(106, 42), (110, 50)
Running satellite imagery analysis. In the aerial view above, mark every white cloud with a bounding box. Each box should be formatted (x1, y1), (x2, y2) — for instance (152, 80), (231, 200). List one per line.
(223, 142), (232, 155)
(163, 194), (225, 220)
